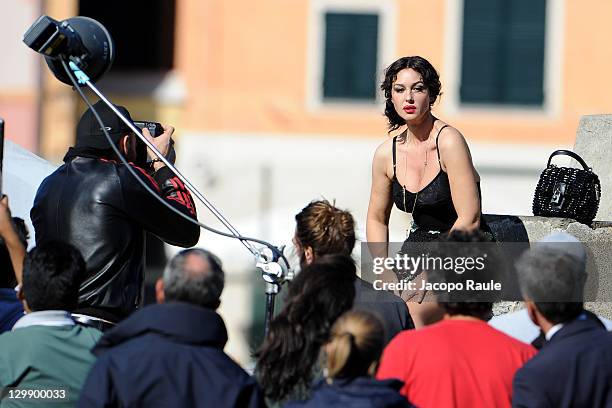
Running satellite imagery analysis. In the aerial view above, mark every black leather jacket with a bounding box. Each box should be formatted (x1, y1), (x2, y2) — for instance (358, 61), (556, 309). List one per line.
(31, 156), (200, 321)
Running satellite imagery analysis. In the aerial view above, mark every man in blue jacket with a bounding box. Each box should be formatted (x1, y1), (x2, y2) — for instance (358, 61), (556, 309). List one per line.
(78, 248), (265, 408)
(512, 233), (612, 407)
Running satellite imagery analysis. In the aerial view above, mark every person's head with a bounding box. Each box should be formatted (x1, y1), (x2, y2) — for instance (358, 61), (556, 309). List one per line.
(325, 310), (385, 380)
(19, 241), (85, 312)
(75, 100), (145, 164)
(293, 199), (355, 268)
(516, 232), (587, 327)
(381, 56), (442, 134)
(255, 254), (357, 402)
(427, 229), (498, 321)
(156, 248), (224, 310)
(0, 217), (29, 289)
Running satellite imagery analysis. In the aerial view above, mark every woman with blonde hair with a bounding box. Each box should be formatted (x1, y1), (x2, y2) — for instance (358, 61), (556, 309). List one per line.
(285, 310), (413, 407)
(255, 254), (356, 407)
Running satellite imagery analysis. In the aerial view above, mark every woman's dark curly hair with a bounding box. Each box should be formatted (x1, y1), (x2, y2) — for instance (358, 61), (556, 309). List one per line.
(381, 56), (442, 133)
(254, 254), (356, 403)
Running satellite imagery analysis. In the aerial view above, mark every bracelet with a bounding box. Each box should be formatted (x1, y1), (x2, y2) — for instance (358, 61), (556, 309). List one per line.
(149, 158), (163, 170)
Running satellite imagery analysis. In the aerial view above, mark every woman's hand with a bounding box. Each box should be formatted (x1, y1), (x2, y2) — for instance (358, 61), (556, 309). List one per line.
(402, 273), (445, 328)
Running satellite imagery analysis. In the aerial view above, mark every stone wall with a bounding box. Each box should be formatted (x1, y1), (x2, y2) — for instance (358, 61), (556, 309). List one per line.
(485, 215), (612, 318)
(489, 114), (612, 318)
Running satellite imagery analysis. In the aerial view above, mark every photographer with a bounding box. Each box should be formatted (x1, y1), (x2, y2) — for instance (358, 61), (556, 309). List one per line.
(30, 101), (199, 330)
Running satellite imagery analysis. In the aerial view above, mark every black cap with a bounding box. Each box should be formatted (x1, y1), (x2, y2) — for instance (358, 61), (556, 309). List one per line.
(76, 100), (134, 149)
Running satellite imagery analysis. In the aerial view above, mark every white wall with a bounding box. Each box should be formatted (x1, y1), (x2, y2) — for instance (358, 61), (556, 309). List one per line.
(0, 0), (40, 90)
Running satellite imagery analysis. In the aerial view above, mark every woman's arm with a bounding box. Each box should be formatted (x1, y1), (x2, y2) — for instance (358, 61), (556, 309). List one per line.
(366, 141), (399, 292)
(366, 141), (394, 259)
(438, 128), (481, 231)
(0, 196), (26, 285)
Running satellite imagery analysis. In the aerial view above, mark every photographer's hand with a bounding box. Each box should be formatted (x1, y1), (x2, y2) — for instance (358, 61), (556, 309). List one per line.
(145, 124), (174, 172)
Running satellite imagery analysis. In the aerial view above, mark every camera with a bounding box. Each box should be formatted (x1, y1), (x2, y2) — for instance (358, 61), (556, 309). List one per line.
(133, 121), (175, 167)
(133, 121), (164, 137)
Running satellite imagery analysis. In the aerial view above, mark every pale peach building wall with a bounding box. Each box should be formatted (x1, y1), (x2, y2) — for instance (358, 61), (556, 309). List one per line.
(175, 0), (612, 146)
(175, 0), (388, 136)
(0, 0), (43, 152)
(30, 0), (612, 156)
(38, 0), (79, 160)
(441, 0), (612, 145)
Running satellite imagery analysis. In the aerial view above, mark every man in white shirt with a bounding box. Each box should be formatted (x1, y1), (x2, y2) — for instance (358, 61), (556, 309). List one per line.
(511, 232), (612, 407)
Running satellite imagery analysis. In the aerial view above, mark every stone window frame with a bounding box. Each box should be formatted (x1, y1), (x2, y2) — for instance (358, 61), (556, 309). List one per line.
(305, 0), (396, 112)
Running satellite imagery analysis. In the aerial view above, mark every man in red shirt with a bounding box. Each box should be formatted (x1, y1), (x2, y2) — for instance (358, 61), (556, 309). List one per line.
(377, 230), (537, 408)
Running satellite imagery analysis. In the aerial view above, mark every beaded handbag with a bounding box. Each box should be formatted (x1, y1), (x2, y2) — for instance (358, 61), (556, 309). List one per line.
(532, 150), (601, 225)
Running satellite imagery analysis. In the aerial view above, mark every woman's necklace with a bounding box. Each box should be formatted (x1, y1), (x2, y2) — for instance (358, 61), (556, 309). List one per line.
(403, 137), (430, 214)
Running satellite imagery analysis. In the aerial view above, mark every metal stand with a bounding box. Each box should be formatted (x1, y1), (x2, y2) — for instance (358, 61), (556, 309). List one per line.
(255, 246), (292, 336)
(264, 284), (278, 336)
(67, 61), (291, 337)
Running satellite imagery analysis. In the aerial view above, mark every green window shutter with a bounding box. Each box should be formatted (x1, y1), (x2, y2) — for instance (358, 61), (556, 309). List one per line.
(460, 0), (505, 103)
(502, 0), (546, 105)
(460, 0), (546, 105)
(323, 13), (378, 101)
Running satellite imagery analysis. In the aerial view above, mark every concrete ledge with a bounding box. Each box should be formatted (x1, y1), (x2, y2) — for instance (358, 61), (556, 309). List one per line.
(484, 214), (612, 242)
(484, 214), (612, 319)
(574, 115), (612, 221)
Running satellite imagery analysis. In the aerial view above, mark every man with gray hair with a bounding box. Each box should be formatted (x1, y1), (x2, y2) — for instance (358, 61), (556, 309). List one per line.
(512, 233), (612, 407)
(155, 248), (224, 309)
(78, 248), (265, 408)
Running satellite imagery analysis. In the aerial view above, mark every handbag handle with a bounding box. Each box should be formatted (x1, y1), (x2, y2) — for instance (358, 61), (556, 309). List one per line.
(547, 150), (591, 171)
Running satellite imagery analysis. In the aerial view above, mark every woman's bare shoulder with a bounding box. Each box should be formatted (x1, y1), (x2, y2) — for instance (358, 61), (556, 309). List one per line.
(436, 123), (469, 152)
(373, 135), (394, 161)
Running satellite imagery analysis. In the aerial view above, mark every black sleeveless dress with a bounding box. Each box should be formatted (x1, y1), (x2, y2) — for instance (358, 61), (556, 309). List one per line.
(390, 126), (491, 281)
(391, 126), (491, 281)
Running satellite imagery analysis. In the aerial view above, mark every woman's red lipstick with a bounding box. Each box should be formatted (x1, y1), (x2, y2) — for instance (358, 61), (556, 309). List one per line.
(403, 105), (416, 113)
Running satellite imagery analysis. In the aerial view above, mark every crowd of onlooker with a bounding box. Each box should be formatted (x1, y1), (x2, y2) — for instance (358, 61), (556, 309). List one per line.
(1, 196), (612, 408)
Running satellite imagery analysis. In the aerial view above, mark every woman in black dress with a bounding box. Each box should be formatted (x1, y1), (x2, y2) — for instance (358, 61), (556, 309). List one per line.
(366, 56), (487, 326)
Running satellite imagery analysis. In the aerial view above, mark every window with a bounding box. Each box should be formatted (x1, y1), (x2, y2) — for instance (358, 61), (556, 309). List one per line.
(307, 0), (395, 109)
(460, 0), (547, 106)
(322, 12), (379, 101)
